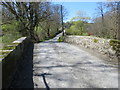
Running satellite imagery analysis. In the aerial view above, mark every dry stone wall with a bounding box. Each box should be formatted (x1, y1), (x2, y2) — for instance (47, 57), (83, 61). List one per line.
(64, 35), (118, 61)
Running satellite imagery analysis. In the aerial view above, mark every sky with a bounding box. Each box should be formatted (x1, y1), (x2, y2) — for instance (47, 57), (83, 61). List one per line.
(53, 2), (99, 22)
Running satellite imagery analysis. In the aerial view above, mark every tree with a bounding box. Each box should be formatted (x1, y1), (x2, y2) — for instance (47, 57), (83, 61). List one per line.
(2, 6), (15, 24)
(2, 1), (52, 42)
(52, 4), (62, 33)
(117, 1), (120, 40)
(88, 1), (120, 39)
(70, 10), (90, 22)
(105, 1), (120, 40)
(97, 2), (105, 23)
(2, 1), (68, 42)
(96, 2), (107, 37)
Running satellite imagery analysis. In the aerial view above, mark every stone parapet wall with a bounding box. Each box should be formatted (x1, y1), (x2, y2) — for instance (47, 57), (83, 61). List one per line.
(2, 37), (31, 88)
(64, 35), (118, 61)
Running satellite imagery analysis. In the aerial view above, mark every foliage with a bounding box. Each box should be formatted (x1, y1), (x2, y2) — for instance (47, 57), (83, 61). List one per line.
(2, 33), (21, 46)
(109, 39), (120, 51)
(58, 36), (64, 42)
(2, 21), (22, 34)
(35, 22), (61, 42)
(65, 21), (88, 35)
(87, 2), (120, 40)
(1, 21), (22, 47)
(71, 16), (91, 22)
(2, 2), (66, 42)
(71, 10), (91, 22)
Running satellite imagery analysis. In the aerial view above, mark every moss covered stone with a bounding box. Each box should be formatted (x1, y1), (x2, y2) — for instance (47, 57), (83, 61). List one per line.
(93, 39), (98, 43)
(58, 36), (64, 42)
(109, 39), (120, 51)
(2, 43), (19, 50)
(3, 46), (15, 50)
(0, 50), (12, 59)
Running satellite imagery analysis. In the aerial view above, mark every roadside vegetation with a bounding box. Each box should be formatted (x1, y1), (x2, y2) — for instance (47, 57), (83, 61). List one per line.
(86, 2), (119, 40)
(1, 21), (22, 48)
(65, 2), (120, 40)
(65, 10), (91, 36)
(63, 2), (120, 62)
(1, 2), (67, 49)
(64, 2), (120, 56)
(65, 21), (89, 36)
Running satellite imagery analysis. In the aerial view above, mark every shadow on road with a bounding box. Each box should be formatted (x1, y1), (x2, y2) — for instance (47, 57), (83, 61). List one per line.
(34, 73), (52, 90)
(9, 42), (34, 88)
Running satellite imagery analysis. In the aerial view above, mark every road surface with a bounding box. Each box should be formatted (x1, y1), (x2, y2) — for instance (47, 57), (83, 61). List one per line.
(33, 33), (118, 88)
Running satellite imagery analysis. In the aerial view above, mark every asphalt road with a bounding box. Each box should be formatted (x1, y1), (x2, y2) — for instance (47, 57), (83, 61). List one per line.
(33, 33), (118, 88)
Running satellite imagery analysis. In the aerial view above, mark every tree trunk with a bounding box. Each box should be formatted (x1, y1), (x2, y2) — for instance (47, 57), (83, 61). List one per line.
(47, 28), (50, 38)
(117, 2), (120, 40)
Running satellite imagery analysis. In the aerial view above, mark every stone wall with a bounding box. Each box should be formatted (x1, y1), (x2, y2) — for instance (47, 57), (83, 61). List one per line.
(64, 35), (118, 61)
(1, 37), (31, 88)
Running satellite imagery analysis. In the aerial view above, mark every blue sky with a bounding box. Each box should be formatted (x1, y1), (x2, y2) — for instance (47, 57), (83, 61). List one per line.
(53, 2), (99, 22)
